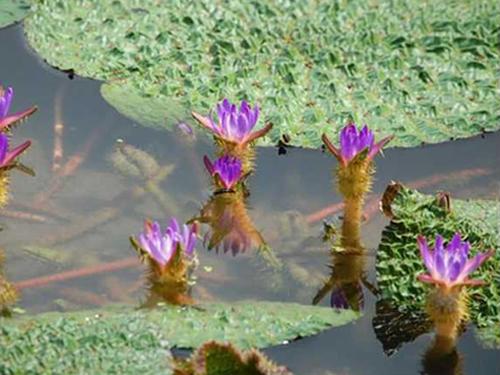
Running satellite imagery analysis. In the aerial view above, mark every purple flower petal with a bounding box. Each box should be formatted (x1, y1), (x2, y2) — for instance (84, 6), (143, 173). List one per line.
(0, 134), (8, 164)
(417, 232), (494, 287)
(325, 123), (393, 164)
(0, 87), (14, 119)
(134, 218), (197, 268)
(417, 235), (434, 273)
(0, 138), (31, 168)
(202, 98), (261, 144)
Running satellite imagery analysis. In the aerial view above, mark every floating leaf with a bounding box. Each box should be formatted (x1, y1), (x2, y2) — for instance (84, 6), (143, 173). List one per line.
(376, 185), (499, 330)
(0, 0), (30, 29)
(0, 310), (173, 374)
(25, 0), (500, 148)
(0, 301), (358, 372)
(101, 82), (188, 131)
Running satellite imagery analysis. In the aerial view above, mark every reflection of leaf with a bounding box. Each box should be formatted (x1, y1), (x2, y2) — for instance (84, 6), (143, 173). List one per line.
(372, 299), (432, 356)
(376, 186), (500, 329)
(0, 0), (29, 29)
(476, 322), (500, 349)
(0, 302), (358, 356)
(25, 0), (500, 148)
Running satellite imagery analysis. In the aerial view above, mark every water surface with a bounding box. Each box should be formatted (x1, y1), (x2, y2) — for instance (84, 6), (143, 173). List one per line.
(1, 24), (499, 375)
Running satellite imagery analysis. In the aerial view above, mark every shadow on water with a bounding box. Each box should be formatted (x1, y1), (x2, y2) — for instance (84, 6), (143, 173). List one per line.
(0, 24), (499, 374)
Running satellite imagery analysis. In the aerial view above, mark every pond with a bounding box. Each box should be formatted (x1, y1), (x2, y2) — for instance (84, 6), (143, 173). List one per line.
(1, 7), (499, 375)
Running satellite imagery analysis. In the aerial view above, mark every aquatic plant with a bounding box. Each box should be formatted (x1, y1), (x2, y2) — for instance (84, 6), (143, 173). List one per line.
(203, 155), (243, 191)
(0, 86), (37, 131)
(322, 124), (392, 168)
(376, 185), (499, 322)
(322, 123), (392, 200)
(131, 219), (198, 302)
(28, 1), (500, 149)
(191, 191), (265, 256)
(322, 123), (392, 243)
(173, 341), (292, 375)
(418, 233), (494, 289)
(0, 133), (32, 207)
(193, 99), (272, 172)
(418, 233), (493, 338)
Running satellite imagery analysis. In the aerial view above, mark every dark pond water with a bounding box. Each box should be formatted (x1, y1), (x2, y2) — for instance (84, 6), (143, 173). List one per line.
(1, 24), (499, 375)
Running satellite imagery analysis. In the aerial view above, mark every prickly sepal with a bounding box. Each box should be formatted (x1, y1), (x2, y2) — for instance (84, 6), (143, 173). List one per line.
(426, 286), (468, 338)
(131, 237), (197, 286)
(173, 341), (293, 375)
(0, 277), (18, 313)
(0, 171), (10, 208)
(143, 278), (194, 307)
(143, 246), (197, 306)
(191, 191), (265, 255)
(336, 150), (374, 201)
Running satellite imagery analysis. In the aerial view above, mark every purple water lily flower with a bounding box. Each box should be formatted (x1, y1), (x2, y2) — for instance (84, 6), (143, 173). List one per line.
(0, 133), (31, 169)
(322, 123), (393, 167)
(417, 233), (494, 288)
(136, 218), (197, 267)
(204, 155), (242, 190)
(192, 98), (272, 146)
(0, 86), (37, 131)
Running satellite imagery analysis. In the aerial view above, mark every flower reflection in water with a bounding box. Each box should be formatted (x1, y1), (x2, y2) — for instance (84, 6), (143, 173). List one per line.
(312, 230), (372, 313)
(191, 151), (266, 256)
(421, 334), (463, 375)
(130, 218), (198, 306)
(191, 190), (266, 256)
(313, 211), (376, 312)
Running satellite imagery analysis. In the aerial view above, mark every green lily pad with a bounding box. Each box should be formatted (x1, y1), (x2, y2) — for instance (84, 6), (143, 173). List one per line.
(25, 0), (500, 148)
(0, 309), (173, 374)
(0, 0), (30, 29)
(0, 301), (358, 372)
(376, 186), (499, 328)
(101, 81), (189, 131)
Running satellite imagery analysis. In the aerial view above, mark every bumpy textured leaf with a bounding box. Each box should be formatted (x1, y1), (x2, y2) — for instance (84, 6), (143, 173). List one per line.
(0, 310), (173, 374)
(0, 0), (29, 29)
(25, 0), (500, 148)
(0, 301), (357, 372)
(376, 187), (499, 329)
